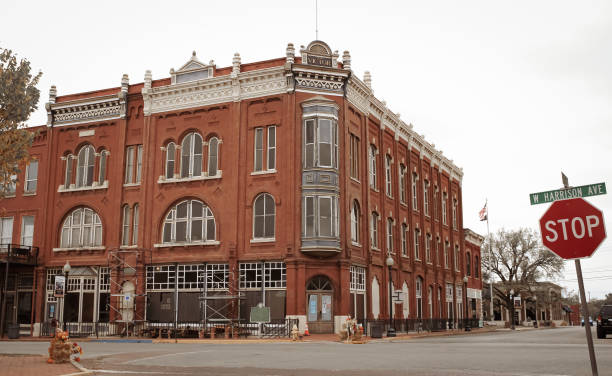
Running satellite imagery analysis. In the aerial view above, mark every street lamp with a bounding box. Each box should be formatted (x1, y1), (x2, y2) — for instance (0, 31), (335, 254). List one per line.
(463, 276), (470, 331)
(386, 255), (396, 337)
(533, 295), (538, 328)
(62, 261), (71, 331)
(509, 288), (515, 330)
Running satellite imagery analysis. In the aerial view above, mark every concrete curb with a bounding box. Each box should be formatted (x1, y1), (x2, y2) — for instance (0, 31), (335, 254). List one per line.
(59, 359), (92, 376)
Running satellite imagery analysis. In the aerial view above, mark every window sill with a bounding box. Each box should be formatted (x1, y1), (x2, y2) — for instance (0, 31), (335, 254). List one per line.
(250, 169), (277, 176)
(370, 187), (379, 193)
(153, 241), (220, 248)
(158, 171), (223, 184)
(371, 247), (380, 252)
(53, 246), (106, 252)
(401, 254), (409, 258)
(349, 177), (360, 184)
(120, 245), (139, 249)
(123, 183), (141, 188)
(58, 181), (109, 193)
(250, 238), (276, 243)
(351, 241), (361, 247)
(23, 192), (37, 196)
(2, 194), (16, 198)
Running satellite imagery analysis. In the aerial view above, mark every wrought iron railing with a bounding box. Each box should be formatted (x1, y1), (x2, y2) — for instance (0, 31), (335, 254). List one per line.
(0, 244), (39, 265)
(357, 318), (481, 336)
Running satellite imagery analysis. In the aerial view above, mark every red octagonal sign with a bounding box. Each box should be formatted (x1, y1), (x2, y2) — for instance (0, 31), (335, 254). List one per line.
(540, 198), (606, 259)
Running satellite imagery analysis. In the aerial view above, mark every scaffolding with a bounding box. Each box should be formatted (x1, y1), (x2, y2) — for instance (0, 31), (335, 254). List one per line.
(199, 264), (244, 324)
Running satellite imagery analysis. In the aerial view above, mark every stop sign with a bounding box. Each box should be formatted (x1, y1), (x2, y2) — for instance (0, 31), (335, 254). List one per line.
(539, 198), (606, 259)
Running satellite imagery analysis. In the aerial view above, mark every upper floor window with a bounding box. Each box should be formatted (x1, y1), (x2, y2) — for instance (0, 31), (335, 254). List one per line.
(454, 245), (460, 271)
(466, 252), (471, 276)
(425, 233), (432, 263)
(474, 256), (480, 278)
(349, 134), (359, 180)
(208, 137), (219, 177)
(370, 212), (379, 249)
(132, 204), (139, 246)
(412, 173), (418, 211)
(254, 126), (276, 173)
(423, 180), (430, 216)
(369, 145), (377, 189)
(121, 203), (140, 247)
(165, 142), (176, 179)
(125, 145), (143, 184)
(386, 218), (394, 253)
(385, 155), (393, 197)
(98, 150), (108, 185)
(76, 145), (95, 188)
(399, 164), (406, 204)
(21, 216), (34, 246)
(181, 133), (203, 178)
(414, 228), (420, 260)
(303, 118), (337, 169)
(444, 241), (450, 268)
(162, 199), (216, 244)
(401, 223), (408, 257)
(350, 200), (360, 244)
(303, 195), (338, 238)
(64, 156), (73, 188)
(5, 169), (17, 196)
(435, 236), (441, 266)
(0, 217), (13, 246)
(60, 207), (103, 248)
(25, 161), (38, 193)
(442, 192), (448, 225)
(253, 193), (275, 239)
(452, 198), (458, 230)
(433, 186), (439, 221)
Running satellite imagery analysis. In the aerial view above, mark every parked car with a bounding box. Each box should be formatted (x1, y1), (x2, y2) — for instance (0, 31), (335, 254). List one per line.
(596, 305), (612, 339)
(581, 317), (593, 326)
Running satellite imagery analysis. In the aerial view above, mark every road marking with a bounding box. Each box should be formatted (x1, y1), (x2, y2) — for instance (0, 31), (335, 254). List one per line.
(86, 370), (188, 374)
(121, 350), (213, 364)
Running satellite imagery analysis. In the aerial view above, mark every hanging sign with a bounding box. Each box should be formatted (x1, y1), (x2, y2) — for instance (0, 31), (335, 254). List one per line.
(54, 276), (66, 298)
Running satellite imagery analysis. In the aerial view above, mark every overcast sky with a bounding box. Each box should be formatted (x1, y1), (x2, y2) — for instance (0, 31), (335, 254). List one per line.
(3, 0), (611, 299)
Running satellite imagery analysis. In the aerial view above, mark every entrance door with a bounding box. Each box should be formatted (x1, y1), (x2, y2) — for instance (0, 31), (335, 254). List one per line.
(306, 276), (333, 333)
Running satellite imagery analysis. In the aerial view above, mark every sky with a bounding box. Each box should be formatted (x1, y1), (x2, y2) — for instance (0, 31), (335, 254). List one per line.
(2, 0), (611, 299)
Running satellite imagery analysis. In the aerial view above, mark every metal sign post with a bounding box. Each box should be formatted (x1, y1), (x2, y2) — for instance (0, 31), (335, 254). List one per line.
(575, 258), (598, 376)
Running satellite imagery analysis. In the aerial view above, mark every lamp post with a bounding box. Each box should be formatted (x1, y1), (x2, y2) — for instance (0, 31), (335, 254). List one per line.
(533, 295), (538, 328)
(463, 276), (470, 331)
(62, 261), (71, 331)
(509, 288), (515, 330)
(386, 255), (396, 337)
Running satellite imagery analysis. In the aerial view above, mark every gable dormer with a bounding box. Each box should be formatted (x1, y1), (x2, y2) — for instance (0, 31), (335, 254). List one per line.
(170, 51), (215, 84)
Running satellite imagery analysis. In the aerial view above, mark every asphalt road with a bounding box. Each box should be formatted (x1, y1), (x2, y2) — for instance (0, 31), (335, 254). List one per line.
(1, 327), (611, 375)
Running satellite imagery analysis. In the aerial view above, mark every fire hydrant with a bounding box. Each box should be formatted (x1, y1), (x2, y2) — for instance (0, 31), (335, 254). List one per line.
(291, 324), (300, 341)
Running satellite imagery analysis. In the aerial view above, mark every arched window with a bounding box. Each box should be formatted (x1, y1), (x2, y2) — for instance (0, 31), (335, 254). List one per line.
(399, 164), (406, 203)
(165, 142), (176, 179)
(385, 155), (392, 197)
(401, 223), (408, 256)
(370, 212), (379, 249)
(121, 205), (131, 246)
(411, 173), (418, 210)
(162, 199), (215, 243)
(253, 193), (275, 239)
(180, 133), (203, 178)
(466, 252), (471, 276)
(208, 137), (218, 177)
(60, 207), (102, 248)
(386, 218), (394, 253)
(350, 200), (360, 244)
(64, 154), (73, 187)
(98, 150), (108, 184)
(76, 145), (95, 188)
(369, 145), (377, 189)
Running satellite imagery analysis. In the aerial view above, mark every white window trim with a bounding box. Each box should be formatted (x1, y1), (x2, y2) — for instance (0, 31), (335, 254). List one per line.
(158, 171), (223, 184)
(154, 241), (220, 248)
(59, 180), (109, 192)
(53, 246), (106, 252)
(24, 161), (38, 194)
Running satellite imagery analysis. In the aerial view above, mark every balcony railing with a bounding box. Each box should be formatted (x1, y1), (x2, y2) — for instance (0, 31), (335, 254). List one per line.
(0, 244), (39, 265)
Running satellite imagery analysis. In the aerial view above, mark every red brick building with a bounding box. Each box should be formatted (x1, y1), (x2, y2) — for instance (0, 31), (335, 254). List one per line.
(0, 40), (481, 335)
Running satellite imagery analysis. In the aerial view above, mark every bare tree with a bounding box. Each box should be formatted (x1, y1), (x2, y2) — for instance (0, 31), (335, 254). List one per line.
(482, 228), (564, 312)
(0, 47), (41, 199)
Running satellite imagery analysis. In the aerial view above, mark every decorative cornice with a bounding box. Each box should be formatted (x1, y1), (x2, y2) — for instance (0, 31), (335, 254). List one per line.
(47, 94), (125, 127)
(292, 66), (347, 95)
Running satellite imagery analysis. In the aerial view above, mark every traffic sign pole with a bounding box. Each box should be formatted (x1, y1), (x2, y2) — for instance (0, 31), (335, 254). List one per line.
(575, 259), (598, 376)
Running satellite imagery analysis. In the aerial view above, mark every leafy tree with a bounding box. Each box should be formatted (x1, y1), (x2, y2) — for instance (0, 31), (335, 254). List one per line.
(0, 47), (41, 198)
(482, 228), (564, 312)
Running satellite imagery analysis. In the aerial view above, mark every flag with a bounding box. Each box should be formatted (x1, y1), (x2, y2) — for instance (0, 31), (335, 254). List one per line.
(479, 203), (487, 221)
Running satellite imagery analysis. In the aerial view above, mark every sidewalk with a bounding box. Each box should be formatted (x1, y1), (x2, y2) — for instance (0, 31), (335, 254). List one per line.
(0, 355), (82, 376)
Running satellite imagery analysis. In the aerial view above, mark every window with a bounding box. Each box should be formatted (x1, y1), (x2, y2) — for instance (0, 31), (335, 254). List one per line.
(304, 196), (315, 237)
(136, 145), (143, 183)
(428, 285), (433, 318)
(21, 216), (34, 246)
(180, 133), (203, 178)
(455, 245), (460, 271)
(438, 287), (442, 318)
(385, 155), (392, 197)
(98, 151), (108, 185)
(425, 233), (432, 263)
(1, 217), (13, 247)
(25, 161), (38, 193)
(239, 262), (287, 289)
(442, 192), (448, 225)
(64, 156), (73, 188)
(303, 118), (338, 169)
(350, 200), (360, 244)
(444, 241), (450, 268)
(386, 218), (394, 253)
(208, 137), (219, 176)
(76, 145), (95, 188)
(474, 256), (479, 278)
(240, 263), (262, 289)
(414, 228), (420, 260)
(436, 237), (441, 266)
(423, 180), (430, 216)
(452, 199), (457, 229)
(399, 164), (406, 203)
(350, 266), (366, 291)
(132, 204), (139, 245)
(60, 207), (103, 248)
(165, 142), (176, 179)
(124, 146), (135, 183)
(433, 187), (438, 220)
(253, 193), (275, 239)
(162, 200), (215, 243)
(255, 127), (275, 172)
(371, 212), (379, 249)
(121, 205), (131, 246)
(318, 196), (335, 237)
(349, 134), (359, 180)
(466, 252), (471, 276)
(401, 223), (407, 257)
(416, 277), (423, 319)
(412, 173), (418, 210)
(302, 195), (338, 238)
(4, 167), (17, 195)
(369, 145), (377, 189)
(446, 283), (454, 319)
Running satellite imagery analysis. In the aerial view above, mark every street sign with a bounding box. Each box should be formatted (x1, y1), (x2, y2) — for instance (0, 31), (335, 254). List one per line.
(539, 198), (606, 260)
(529, 182), (606, 205)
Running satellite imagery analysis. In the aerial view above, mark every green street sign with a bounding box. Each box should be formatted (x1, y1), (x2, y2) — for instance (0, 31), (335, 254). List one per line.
(529, 182), (606, 205)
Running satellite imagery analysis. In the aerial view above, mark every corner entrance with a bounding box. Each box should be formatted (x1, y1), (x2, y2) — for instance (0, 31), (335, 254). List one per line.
(306, 276), (333, 334)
